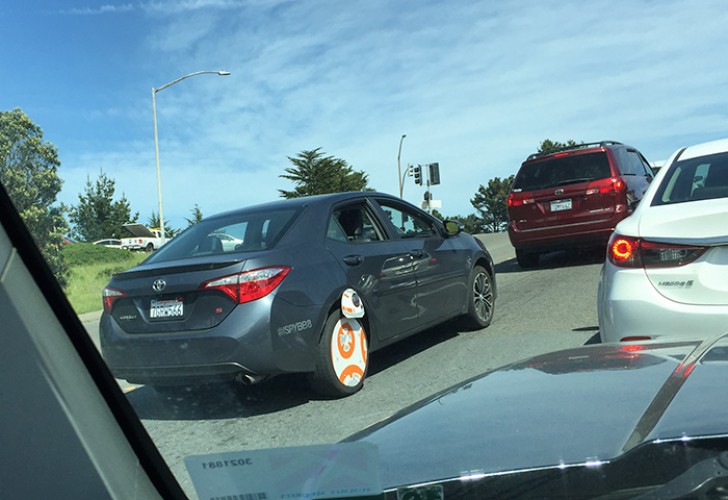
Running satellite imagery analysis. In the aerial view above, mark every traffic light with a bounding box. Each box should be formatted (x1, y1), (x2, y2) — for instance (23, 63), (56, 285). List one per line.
(428, 163), (440, 185)
(413, 165), (422, 185)
(407, 164), (414, 176)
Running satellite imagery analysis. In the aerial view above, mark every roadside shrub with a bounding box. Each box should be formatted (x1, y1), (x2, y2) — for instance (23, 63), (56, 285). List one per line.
(62, 242), (137, 267)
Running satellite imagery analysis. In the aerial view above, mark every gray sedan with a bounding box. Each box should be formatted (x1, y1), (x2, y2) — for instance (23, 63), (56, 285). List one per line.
(100, 192), (496, 397)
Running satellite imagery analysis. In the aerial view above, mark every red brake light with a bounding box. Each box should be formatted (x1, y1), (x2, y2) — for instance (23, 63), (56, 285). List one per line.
(588, 177), (626, 194)
(608, 233), (707, 268)
(609, 235), (640, 267)
(201, 266), (291, 304)
(102, 288), (126, 314)
(507, 192), (535, 207)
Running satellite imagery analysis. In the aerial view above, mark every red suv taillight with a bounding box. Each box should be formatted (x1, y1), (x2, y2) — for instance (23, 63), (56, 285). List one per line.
(507, 192), (535, 207)
(586, 177), (626, 195)
(102, 288), (126, 314)
(608, 233), (707, 268)
(201, 266), (291, 304)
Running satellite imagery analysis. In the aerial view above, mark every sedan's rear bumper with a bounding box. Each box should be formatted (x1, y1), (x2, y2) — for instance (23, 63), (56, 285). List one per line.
(598, 262), (728, 342)
(100, 298), (321, 385)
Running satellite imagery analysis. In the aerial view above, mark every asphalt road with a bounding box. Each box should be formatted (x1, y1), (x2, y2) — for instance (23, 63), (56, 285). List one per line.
(83, 232), (605, 497)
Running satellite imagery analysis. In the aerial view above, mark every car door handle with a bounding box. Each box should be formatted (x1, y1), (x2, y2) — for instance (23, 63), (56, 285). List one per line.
(343, 255), (364, 266)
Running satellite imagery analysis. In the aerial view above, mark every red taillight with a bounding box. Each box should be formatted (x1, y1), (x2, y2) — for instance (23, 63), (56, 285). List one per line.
(507, 192), (535, 207)
(608, 235), (640, 267)
(201, 266), (291, 304)
(586, 177), (626, 195)
(608, 233), (707, 268)
(102, 288), (126, 314)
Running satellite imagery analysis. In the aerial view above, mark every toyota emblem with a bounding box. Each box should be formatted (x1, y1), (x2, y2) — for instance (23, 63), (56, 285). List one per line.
(152, 279), (167, 292)
(554, 188), (564, 196)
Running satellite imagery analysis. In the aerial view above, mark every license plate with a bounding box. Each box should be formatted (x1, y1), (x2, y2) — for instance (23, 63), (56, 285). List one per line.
(150, 298), (184, 319)
(550, 199), (572, 212)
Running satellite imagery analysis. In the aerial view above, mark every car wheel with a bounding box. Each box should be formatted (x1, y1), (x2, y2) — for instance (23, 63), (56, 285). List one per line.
(516, 248), (539, 268)
(309, 311), (369, 398)
(462, 265), (494, 330)
(145, 242), (154, 252)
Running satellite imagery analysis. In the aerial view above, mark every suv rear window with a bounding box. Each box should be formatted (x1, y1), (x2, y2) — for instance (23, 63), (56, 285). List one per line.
(512, 152), (611, 192)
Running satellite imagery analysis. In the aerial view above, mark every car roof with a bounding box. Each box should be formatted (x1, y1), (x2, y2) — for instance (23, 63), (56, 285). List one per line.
(678, 137), (728, 161)
(524, 140), (626, 163)
(205, 191), (401, 220)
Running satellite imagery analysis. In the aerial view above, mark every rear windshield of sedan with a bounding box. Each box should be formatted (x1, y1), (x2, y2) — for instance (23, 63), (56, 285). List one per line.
(512, 152), (611, 192)
(142, 207), (300, 264)
(652, 151), (728, 206)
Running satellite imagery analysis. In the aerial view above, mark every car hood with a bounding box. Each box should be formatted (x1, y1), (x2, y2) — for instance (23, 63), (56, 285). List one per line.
(346, 337), (728, 489)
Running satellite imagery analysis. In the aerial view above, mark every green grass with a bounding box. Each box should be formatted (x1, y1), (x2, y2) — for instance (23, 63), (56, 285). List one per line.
(62, 243), (148, 315)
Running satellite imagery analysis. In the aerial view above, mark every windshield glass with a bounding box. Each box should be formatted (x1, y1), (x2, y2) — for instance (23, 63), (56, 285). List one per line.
(144, 207), (299, 264)
(2, 2), (726, 499)
(512, 152), (611, 191)
(652, 151), (728, 206)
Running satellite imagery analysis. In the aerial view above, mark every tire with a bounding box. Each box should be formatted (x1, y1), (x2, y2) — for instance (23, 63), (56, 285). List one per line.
(309, 311), (369, 398)
(516, 248), (539, 268)
(145, 242), (155, 252)
(462, 265), (494, 330)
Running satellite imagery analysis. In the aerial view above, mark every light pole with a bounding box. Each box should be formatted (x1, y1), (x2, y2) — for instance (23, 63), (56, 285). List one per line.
(152, 70), (230, 243)
(397, 134), (406, 198)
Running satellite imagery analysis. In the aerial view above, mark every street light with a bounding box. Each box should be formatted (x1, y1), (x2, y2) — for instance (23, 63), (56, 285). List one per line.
(397, 134), (406, 198)
(152, 70), (230, 243)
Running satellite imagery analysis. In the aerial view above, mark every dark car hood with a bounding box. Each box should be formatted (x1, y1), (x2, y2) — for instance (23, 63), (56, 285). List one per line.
(346, 337), (728, 489)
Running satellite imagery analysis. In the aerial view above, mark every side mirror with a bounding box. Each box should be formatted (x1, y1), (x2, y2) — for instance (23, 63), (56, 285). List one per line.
(443, 220), (463, 236)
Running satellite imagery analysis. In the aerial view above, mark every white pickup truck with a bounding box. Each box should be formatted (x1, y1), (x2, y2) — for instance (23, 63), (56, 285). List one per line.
(121, 223), (164, 251)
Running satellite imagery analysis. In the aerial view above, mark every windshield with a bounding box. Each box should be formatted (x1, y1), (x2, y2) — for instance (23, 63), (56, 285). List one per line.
(143, 207), (299, 264)
(652, 151), (728, 206)
(2, 2), (727, 499)
(512, 152), (611, 191)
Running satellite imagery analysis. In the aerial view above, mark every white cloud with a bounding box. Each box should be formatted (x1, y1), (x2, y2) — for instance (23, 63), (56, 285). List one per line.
(55, 0), (728, 225)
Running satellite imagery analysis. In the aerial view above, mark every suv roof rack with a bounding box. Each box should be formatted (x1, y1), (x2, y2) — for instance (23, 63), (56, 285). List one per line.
(526, 140), (624, 161)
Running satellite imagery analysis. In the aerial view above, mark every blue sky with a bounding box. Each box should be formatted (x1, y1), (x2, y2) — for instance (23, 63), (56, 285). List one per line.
(2, 0), (727, 229)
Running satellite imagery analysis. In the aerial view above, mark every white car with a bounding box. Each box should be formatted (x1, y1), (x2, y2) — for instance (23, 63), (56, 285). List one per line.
(598, 137), (728, 343)
(92, 238), (123, 248)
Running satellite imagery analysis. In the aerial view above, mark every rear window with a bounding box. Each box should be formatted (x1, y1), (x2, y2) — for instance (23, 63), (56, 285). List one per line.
(652, 151), (728, 206)
(143, 207), (300, 264)
(512, 152), (611, 192)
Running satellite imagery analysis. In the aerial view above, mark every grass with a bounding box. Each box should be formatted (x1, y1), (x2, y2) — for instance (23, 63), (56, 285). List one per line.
(62, 243), (149, 315)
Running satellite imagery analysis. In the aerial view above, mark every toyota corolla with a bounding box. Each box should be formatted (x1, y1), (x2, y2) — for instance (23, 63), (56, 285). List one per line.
(100, 191), (496, 397)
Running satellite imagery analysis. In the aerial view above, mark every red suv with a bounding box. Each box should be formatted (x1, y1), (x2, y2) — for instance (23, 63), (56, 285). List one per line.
(507, 141), (654, 268)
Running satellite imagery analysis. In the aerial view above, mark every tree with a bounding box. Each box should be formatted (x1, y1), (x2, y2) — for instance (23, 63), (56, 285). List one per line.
(147, 211), (178, 238)
(538, 138), (578, 154)
(0, 108), (69, 285)
(185, 204), (204, 226)
(431, 210), (486, 234)
(470, 175), (514, 233)
(67, 169), (138, 242)
(279, 148), (370, 198)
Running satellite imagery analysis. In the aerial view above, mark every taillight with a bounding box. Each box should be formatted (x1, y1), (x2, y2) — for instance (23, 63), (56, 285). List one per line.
(608, 233), (706, 268)
(507, 192), (535, 207)
(586, 177), (626, 195)
(103, 288), (126, 314)
(201, 266), (291, 304)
